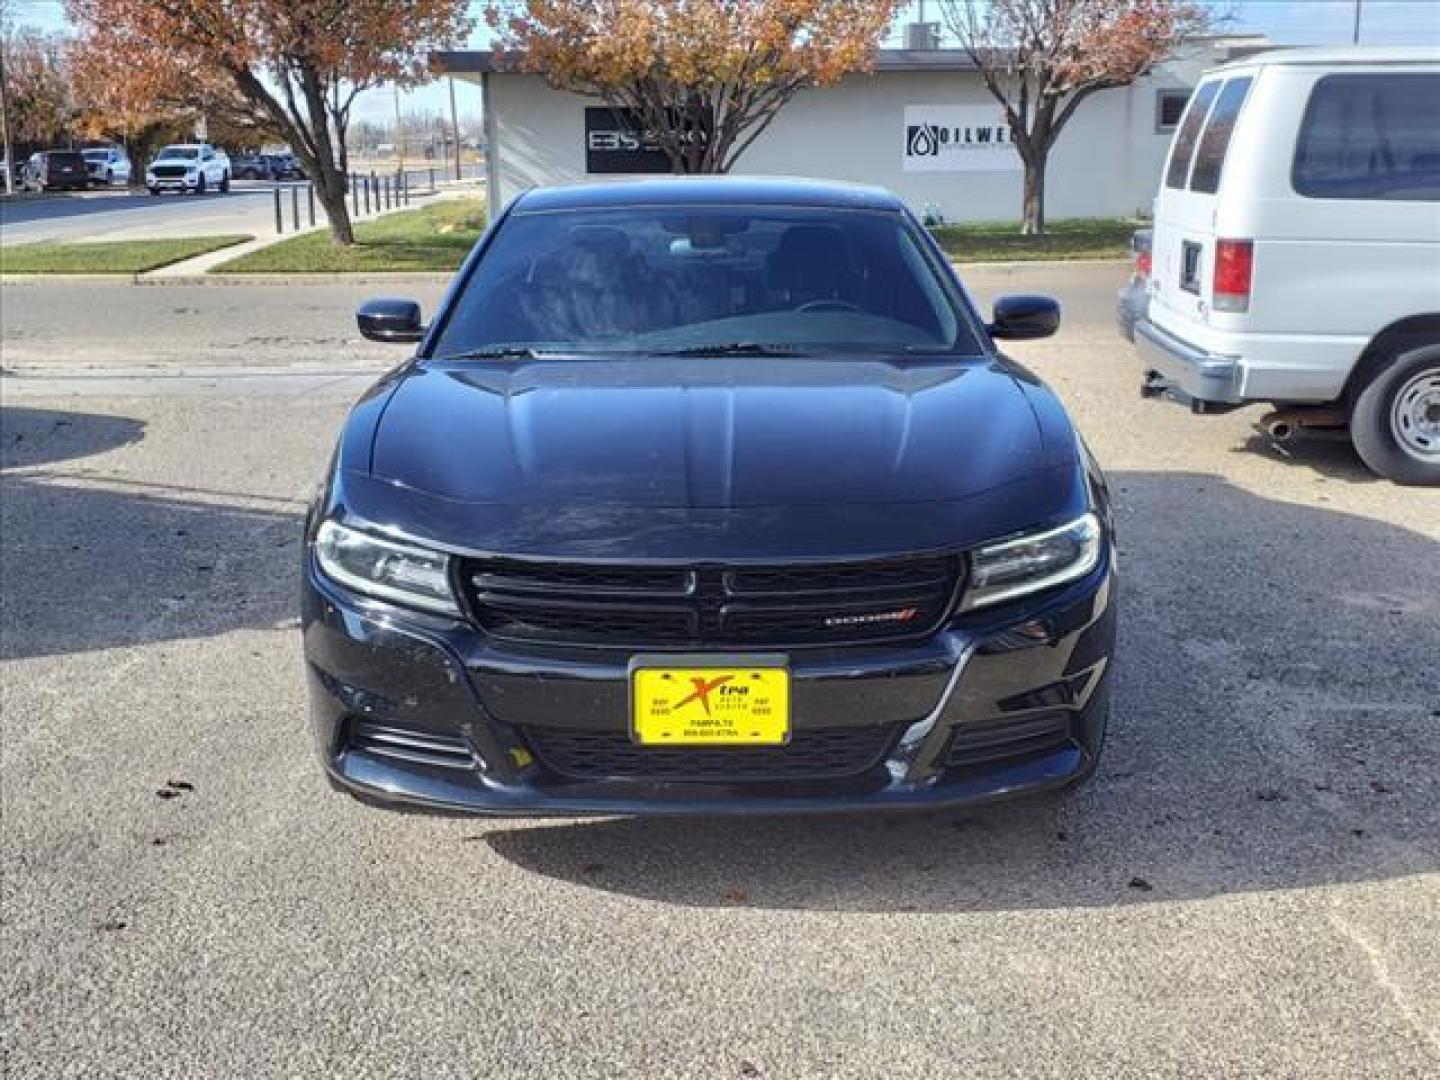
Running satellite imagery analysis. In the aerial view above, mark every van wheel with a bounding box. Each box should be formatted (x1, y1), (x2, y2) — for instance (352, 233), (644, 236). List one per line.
(1350, 343), (1440, 485)
(219, 171), (230, 194)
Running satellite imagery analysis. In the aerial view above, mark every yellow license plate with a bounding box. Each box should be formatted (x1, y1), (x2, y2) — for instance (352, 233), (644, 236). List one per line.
(631, 664), (790, 746)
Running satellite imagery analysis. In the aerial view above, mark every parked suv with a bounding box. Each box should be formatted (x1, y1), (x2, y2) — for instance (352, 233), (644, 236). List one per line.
(1131, 47), (1440, 484)
(230, 152), (274, 181)
(19, 150), (89, 192)
(145, 143), (231, 195)
(82, 146), (131, 186)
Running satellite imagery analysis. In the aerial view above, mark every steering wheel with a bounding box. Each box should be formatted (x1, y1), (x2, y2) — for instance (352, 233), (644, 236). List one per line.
(793, 298), (863, 314)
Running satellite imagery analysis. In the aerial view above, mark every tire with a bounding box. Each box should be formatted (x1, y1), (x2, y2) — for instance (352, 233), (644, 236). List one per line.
(1350, 342), (1440, 485)
(104, 169), (113, 186)
(196, 174), (207, 195)
(148, 186), (160, 196)
(219, 171), (230, 194)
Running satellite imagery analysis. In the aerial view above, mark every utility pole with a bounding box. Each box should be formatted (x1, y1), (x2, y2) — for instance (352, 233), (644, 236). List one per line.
(0, 33), (14, 195)
(394, 85), (406, 175)
(449, 76), (462, 182)
(1352, 0), (1363, 44)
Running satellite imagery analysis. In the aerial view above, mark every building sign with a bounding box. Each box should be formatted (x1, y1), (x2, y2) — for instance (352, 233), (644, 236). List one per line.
(584, 107), (671, 175)
(903, 106), (1021, 172)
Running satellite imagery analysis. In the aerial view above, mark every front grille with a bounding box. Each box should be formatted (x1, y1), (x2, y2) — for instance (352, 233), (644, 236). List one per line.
(522, 724), (900, 782)
(461, 555), (962, 649)
(151, 165), (189, 178)
(349, 720), (474, 769)
(945, 713), (1075, 770)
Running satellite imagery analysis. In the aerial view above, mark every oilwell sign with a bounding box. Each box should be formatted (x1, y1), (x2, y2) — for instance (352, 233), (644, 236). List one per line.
(903, 106), (1021, 172)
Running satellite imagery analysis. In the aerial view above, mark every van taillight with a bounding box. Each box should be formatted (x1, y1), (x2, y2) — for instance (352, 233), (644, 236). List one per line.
(1213, 239), (1253, 312)
(1135, 248), (1152, 280)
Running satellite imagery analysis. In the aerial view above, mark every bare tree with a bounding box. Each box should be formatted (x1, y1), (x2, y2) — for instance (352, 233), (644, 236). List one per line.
(939, 0), (1210, 233)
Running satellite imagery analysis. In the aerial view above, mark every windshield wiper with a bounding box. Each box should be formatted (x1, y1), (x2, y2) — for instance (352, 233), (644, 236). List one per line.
(653, 342), (812, 358)
(433, 346), (551, 361)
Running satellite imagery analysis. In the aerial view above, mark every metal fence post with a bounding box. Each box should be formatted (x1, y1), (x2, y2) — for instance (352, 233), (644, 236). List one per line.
(274, 186), (283, 234)
(291, 185), (300, 231)
(364, 173), (372, 215)
(307, 183), (316, 227)
(429, 166), (435, 194)
(350, 173), (359, 217)
(384, 175), (392, 210)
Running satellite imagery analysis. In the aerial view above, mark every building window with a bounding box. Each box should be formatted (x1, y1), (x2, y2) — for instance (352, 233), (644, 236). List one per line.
(1156, 89), (1190, 133)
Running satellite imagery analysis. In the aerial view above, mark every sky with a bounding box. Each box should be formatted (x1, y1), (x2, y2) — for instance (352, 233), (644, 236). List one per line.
(6, 0), (1440, 125)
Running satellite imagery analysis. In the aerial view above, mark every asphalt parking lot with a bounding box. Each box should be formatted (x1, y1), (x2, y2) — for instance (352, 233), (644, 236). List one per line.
(0, 183), (292, 246)
(2, 266), (1437, 1077)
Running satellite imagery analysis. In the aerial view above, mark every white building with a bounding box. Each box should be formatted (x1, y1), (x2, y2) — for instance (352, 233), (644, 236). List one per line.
(434, 34), (1270, 222)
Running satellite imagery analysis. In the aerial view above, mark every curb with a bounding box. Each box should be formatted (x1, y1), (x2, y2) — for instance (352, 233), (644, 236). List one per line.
(4, 256), (1126, 288)
(1, 273), (146, 284)
(950, 256), (1131, 269)
(133, 271), (456, 286)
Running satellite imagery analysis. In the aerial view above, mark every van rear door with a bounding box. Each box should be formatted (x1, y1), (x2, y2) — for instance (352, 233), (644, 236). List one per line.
(1150, 74), (1256, 327)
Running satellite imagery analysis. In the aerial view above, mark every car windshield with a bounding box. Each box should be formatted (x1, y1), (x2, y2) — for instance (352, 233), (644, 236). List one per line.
(82, 150), (108, 161)
(157, 148), (199, 161)
(430, 205), (979, 359)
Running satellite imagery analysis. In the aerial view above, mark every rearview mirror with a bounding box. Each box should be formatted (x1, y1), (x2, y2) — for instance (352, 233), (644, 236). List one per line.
(988, 295), (1060, 341)
(357, 298), (424, 344)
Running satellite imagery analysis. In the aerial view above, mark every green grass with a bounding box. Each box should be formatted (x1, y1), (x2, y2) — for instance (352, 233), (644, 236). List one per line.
(0, 235), (252, 275)
(928, 218), (1140, 262)
(216, 199), (487, 273)
(210, 202), (1131, 274)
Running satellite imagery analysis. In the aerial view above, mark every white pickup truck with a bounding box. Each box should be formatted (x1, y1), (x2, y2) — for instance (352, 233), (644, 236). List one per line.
(1128, 47), (1440, 485)
(145, 143), (231, 196)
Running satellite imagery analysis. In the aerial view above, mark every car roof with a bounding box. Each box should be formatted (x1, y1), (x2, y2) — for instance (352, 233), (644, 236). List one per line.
(514, 176), (906, 214)
(1215, 45), (1440, 71)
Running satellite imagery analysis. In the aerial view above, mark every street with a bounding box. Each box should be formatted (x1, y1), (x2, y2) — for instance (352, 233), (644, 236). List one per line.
(2, 266), (1438, 1077)
(0, 185), (290, 246)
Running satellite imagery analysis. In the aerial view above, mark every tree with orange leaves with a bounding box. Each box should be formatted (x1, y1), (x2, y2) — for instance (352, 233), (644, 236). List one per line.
(66, 0), (471, 244)
(939, 0), (1211, 234)
(488, 1), (904, 175)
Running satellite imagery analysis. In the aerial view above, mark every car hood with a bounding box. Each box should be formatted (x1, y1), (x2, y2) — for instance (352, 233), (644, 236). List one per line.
(368, 357), (1061, 510)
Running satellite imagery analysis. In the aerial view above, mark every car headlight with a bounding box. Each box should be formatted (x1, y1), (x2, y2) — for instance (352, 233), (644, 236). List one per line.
(960, 512), (1103, 611)
(313, 519), (459, 615)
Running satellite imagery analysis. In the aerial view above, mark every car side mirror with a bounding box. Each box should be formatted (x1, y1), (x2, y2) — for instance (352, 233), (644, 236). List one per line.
(357, 299), (425, 344)
(988, 295), (1061, 340)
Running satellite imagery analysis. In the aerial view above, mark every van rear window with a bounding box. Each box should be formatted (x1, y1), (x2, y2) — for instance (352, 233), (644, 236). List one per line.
(1189, 77), (1253, 194)
(1293, 74), (1440, 201)
(1164, 80), (1220, 189)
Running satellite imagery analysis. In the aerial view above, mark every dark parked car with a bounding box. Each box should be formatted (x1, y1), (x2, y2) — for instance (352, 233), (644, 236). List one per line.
(302, 178), (1117, 816)
(20, 150), (89, 192)
(231, 153), (274, 181)
(267, 153), (303, 180)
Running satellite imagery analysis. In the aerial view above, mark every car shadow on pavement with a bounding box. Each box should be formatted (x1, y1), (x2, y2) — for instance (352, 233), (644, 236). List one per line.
(1233, 431), (1384, 485)
(1, 405), (301, 660)
(484, 471), (1440, 912)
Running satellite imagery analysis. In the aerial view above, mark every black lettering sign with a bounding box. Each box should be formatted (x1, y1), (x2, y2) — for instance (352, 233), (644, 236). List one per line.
(585, 107), (671, 174)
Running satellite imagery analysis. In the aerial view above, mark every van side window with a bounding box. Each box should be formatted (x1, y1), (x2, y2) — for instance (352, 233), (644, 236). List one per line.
(1164, 80), (1220, 189)
(1293, 74), (1440, 201)
(1189, 77), (1253, 194)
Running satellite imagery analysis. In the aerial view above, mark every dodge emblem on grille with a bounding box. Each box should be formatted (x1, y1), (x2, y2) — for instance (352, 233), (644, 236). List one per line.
(822, 607), (920, 629)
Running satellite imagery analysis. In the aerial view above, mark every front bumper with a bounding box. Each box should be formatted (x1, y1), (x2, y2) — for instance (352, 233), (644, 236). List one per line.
(302, 550), (1116, 816)
(1114, 278), (1148, 343)
(148, 175), (200, 191)
(1134, 316), (1244, 405)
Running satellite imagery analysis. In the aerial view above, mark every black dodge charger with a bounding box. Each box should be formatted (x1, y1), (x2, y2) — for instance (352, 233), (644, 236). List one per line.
(302, 178), (1117, 815)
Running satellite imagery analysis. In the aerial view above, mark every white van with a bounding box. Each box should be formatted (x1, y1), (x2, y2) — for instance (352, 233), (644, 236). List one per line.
(1131, 47), (1440, 484)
